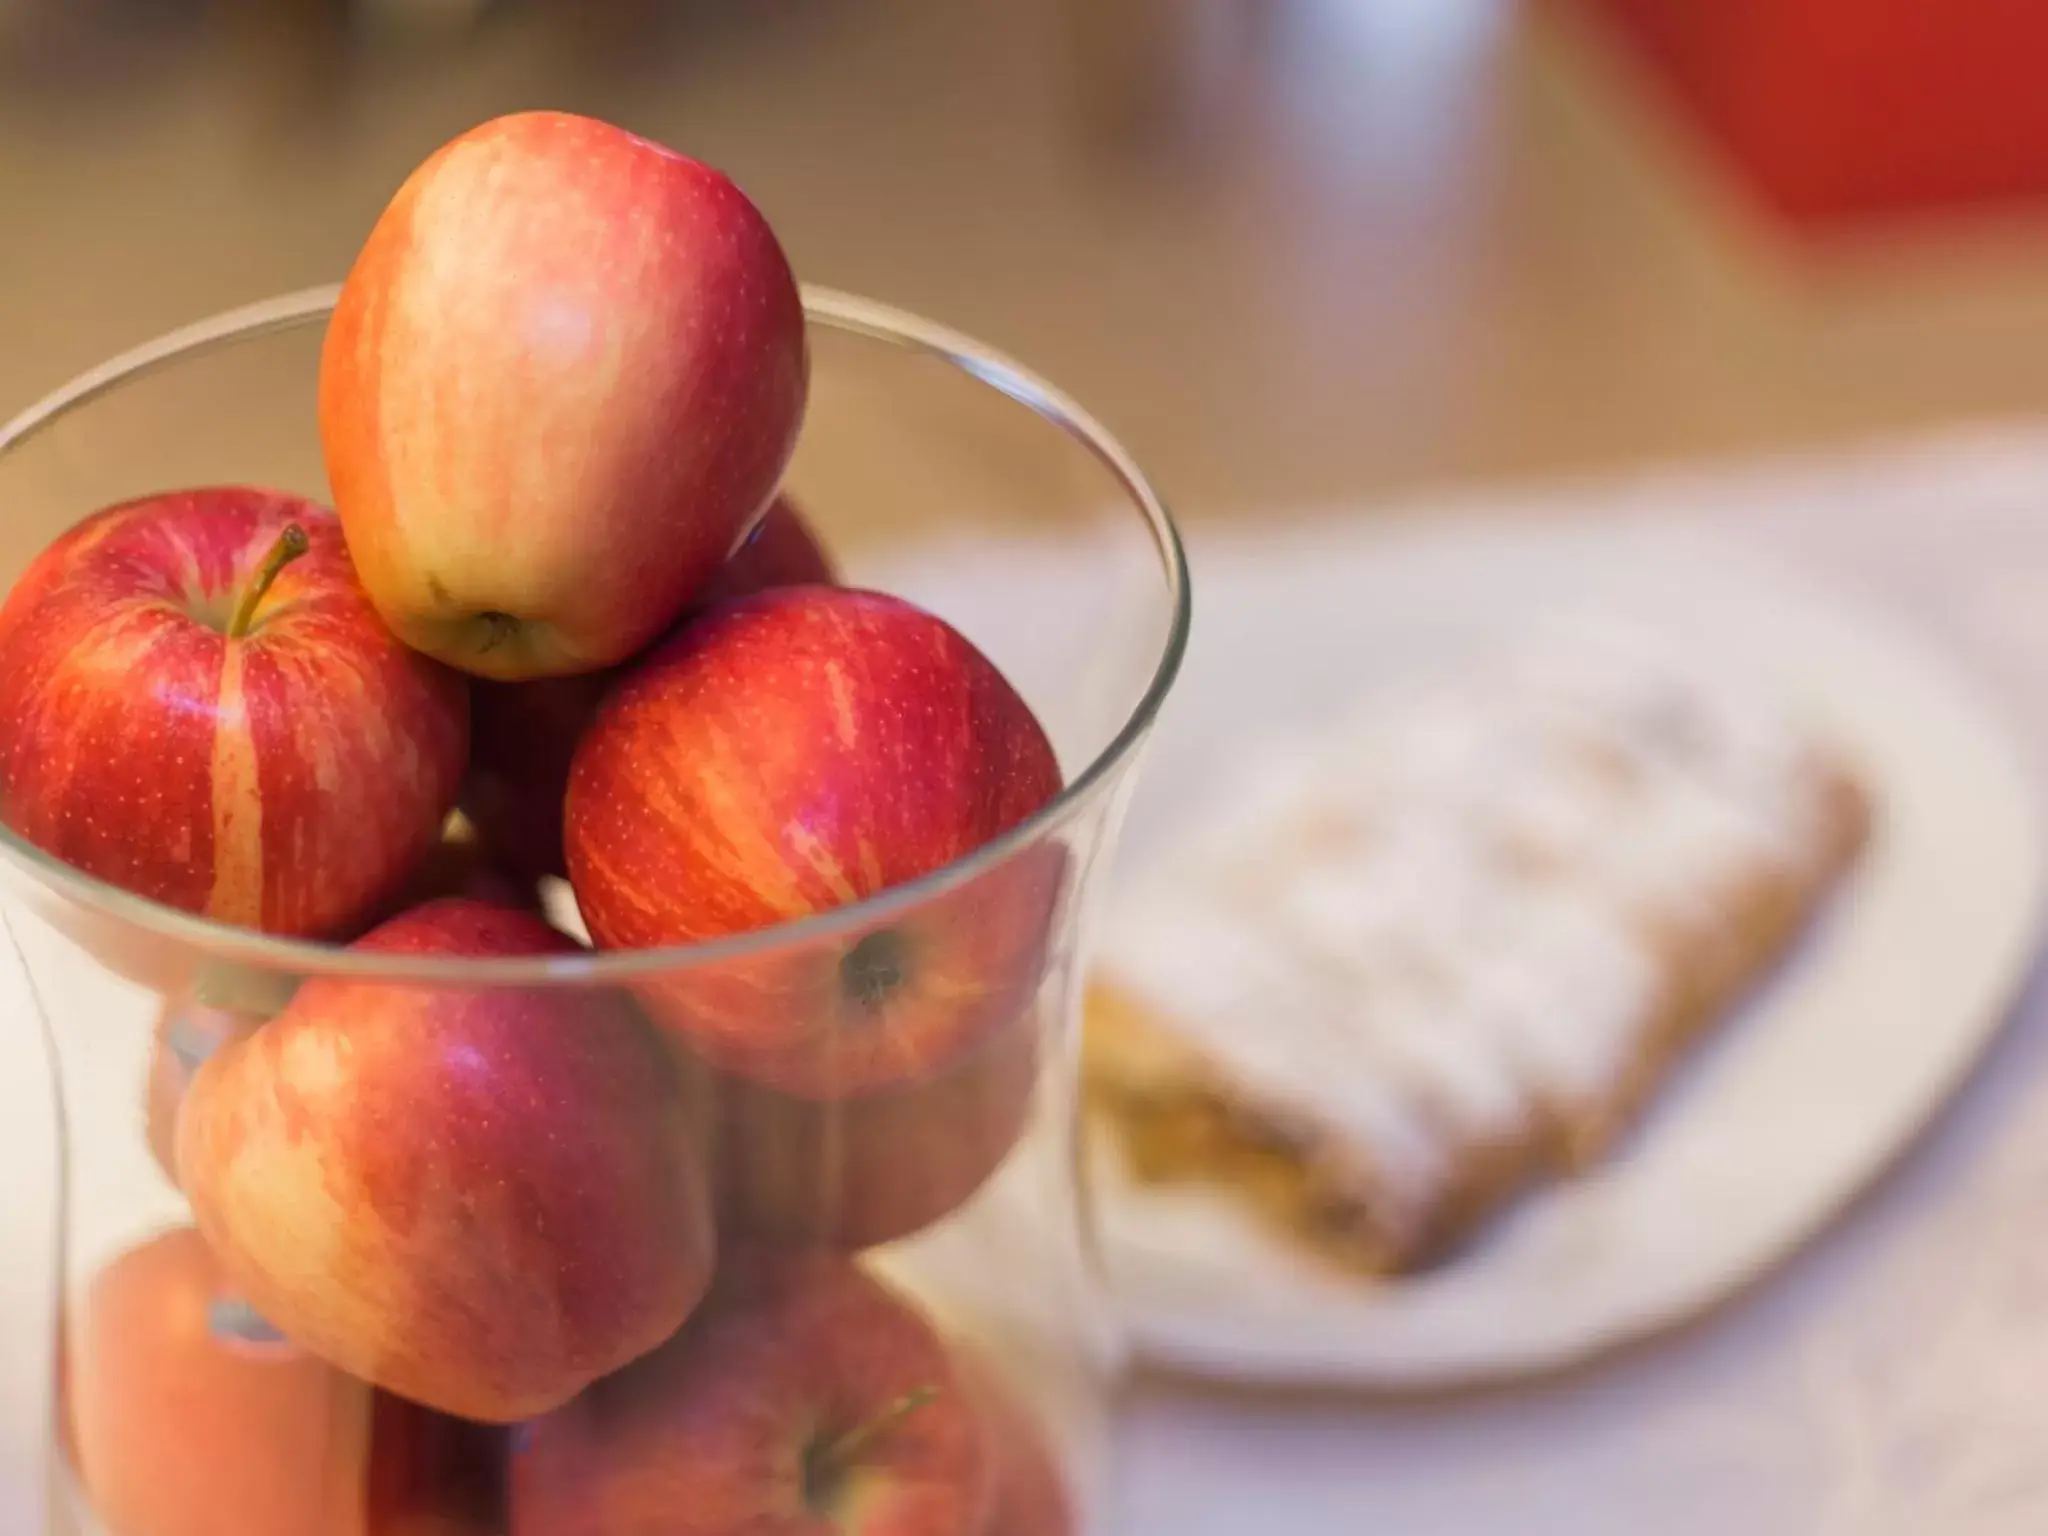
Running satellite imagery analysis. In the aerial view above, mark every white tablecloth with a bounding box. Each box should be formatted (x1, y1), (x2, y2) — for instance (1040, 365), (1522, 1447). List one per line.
(13, 426), (2048, 1535)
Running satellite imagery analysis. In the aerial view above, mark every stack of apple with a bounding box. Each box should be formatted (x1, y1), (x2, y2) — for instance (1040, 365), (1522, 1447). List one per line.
(5, 111), (1076, 1536)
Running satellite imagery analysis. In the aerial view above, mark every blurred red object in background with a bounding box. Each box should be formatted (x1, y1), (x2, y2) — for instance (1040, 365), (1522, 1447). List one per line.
(1574, 0), (2048, 229)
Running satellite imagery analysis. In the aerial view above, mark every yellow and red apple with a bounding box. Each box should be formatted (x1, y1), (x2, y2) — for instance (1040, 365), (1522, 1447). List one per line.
(63, 1232), (510, 1536)
(564, 587), (1065, 1101)
(0, 488), (467, 937)
(509, 1249), (993, 1536)
(320, 109), (809, 680)
(177, 898), (716, 1422)
(65, 1226), (374, 1536)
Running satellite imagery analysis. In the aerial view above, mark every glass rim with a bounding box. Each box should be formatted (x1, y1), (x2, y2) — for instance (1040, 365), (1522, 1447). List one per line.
(0, 284), (1191, 986)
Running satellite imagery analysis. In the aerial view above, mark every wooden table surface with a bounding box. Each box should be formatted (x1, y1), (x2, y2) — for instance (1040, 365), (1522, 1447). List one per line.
(6, 0), (2048, 539)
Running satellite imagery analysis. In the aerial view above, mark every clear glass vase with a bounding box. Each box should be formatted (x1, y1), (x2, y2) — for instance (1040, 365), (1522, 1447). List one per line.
(0, 286), (1188, 1536)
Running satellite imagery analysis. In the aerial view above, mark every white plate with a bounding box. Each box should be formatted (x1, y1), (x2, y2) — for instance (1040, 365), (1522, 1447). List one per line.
(1072, 514), (2047, 1389)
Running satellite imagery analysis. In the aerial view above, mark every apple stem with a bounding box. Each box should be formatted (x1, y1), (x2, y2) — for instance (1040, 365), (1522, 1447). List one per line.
(477, 611), (521, 653)
(841, 930), (912, 1012)
(226, 524), (311, 639)
(811, 1387), (941, 1480)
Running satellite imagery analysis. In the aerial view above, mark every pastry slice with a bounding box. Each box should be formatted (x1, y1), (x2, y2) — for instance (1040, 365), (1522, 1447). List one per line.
(1085, 622), (1871, 1277)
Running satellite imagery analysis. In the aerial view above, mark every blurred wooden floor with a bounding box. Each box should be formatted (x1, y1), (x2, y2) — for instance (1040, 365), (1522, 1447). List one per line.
(8, 0), (2048, 525)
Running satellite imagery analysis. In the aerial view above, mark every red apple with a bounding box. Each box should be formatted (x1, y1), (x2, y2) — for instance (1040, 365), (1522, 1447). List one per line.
(367, 1393), (509, 1536)
(0, 488), (468, 936)
(960, 1361), (1076, 1536)
(375, 810), (544, 919)
(565, 587), (1065, 1100)
(509, 1249), (993, 1536)
(459, 673), (611, 884)
(697, 492), (839, 608)
(713, 1000), (1042, 1250)
(461, 494), (836, 882)
(67, 1226), (374, 1536)
(64, 1246), (508, 1536)
(177, 898), (716, 1423)
(320, 109), (809, 680)
(144, 1000), (253, 1187)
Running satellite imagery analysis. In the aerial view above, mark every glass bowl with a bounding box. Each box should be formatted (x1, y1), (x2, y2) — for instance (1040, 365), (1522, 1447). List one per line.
(0, 286), (1189, 1536)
